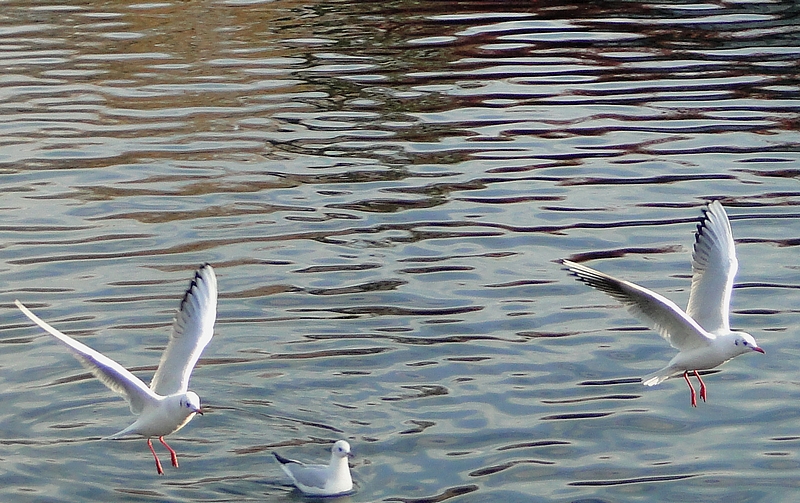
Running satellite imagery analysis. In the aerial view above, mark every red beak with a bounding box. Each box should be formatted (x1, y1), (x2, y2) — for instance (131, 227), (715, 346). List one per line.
(753, 347), (765, 354)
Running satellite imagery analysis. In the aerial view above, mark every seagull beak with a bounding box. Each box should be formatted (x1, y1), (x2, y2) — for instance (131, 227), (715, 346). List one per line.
(195, 408), (205, 415)
(753, 346), (765, 354)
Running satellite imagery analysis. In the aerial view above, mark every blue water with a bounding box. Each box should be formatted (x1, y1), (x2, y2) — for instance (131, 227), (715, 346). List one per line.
(1, 0), (800, 502)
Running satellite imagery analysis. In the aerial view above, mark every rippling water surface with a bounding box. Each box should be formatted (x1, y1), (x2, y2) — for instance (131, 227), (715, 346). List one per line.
(2, 0), (800, 501)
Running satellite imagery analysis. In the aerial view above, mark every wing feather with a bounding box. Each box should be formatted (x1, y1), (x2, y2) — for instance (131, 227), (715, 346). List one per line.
(273, 453), (328, 489)
(14, 300), (157, 414)
(149, 264), (217, 396)
(686, 200), (737, 333)
(562, 260), (713, 351)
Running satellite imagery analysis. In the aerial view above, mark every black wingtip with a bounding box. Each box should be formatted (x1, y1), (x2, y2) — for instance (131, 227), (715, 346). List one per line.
(695, 202), (715, 242)
(559, 258), (584, 274)
(560, 260), (598, 290)
(273, 451), (293, 465)
(195, 263), (213, 281)
(179, 264), (214, 311)
(559, 258), (584, 268)
(560, 259), (580, 280)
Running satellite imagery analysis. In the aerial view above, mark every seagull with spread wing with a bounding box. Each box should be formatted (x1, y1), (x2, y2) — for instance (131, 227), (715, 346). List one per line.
(562, 201), (764, 406)
(15, 264), (217, 474)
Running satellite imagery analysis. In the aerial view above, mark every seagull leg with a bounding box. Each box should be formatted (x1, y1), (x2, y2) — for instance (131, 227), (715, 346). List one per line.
(683, 371), (697, 407)
(147, 438), (164, 475)
(694, 370), (707, 403)
(159, 436), (179, 468)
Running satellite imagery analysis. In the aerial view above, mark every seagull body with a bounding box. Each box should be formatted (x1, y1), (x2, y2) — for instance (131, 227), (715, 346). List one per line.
(273, 440), (354, 496)
(15, 264), (217, 473)
(562, 201), (764, 406)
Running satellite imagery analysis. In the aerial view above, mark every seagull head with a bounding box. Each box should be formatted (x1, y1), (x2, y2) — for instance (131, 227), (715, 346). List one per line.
(733, 332), (765, 355)
(332, 440), (353, 459)
(181, 391), (204, 416)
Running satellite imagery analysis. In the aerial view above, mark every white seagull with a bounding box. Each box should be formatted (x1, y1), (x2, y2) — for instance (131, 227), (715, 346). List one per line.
(562, 201), (764, 407)
(273, 440), (354, 496)
(14, 264), (217, 474)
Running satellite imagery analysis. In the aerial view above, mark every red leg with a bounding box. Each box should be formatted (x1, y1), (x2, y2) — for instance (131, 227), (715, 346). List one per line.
(147, 438), (164, 475)
(694, 370), (707, 403)
(683, 371), (697, 407)
(159, 436), (179, 468)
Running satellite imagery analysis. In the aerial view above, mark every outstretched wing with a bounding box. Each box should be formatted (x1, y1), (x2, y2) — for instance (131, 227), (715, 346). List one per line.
(15, 300), (157, 414)
(686, 200), (737, 334)
(149, 264), (217, 396)
(562, 260), (713, 351)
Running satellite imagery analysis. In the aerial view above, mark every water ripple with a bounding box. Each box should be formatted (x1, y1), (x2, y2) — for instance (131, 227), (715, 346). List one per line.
(2, 0), (800, 501)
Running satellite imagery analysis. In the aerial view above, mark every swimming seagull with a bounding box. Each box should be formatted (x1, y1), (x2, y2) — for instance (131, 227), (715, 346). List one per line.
(14, 264), (217, 474)
(562, 201), (764, 407)
(273, 440), (354, 496)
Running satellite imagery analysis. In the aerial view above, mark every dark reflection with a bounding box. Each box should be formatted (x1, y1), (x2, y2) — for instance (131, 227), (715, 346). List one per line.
(294, 263), (381, 273)
(578, 378), (649, 386)
(398, 265), (474, 274)
(382, 385), (449, 401)
(328, 198), (446, 213)
(564, 246), (682, 263)
(561, 174), (737, 186)
(306, 279), (407, 295)
(114, 488), (169, 498)
(569, 473), (698, 487)
(739, 238), (800, 248)
(271, 347), (388, 360)
(497, 440), (570, 451)
(540, 412), (614, 420)
(485, 279), (553, 288)
(541, 394), (639, 404)
(290, 305), (483, 317)
(469, 459), (554, 477)
(385, 484), (479, 503)
(399, 251), (516, 263)
(517, 331), (580, 338)
(305, 332), (526, 345)
(399, 420), (435, 434)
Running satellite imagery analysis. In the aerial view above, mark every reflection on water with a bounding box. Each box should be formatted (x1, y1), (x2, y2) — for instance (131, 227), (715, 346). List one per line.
(2, 0), (800, 502)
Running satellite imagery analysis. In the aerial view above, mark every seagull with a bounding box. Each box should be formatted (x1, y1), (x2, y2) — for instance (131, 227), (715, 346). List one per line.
(562, 201), (764, 407)
(14, 264), (217, 474)
(273, 440), (354, 496)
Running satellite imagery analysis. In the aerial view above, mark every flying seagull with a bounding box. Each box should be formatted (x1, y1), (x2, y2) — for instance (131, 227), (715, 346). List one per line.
(562, 201), (764, 406)
(15, 264), (217, 473)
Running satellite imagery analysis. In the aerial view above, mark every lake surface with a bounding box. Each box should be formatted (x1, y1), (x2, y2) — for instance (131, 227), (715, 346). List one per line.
(2, 0), (800, 501)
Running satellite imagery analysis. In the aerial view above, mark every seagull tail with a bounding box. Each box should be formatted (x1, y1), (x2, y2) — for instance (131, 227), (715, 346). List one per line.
(641, 367), (676, 386)
(273, 451), (296, 465)
(104, 423), (141, 440)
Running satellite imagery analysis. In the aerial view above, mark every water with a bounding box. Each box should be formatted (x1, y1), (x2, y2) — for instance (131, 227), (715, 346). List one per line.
(1, 0), (800, 501)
